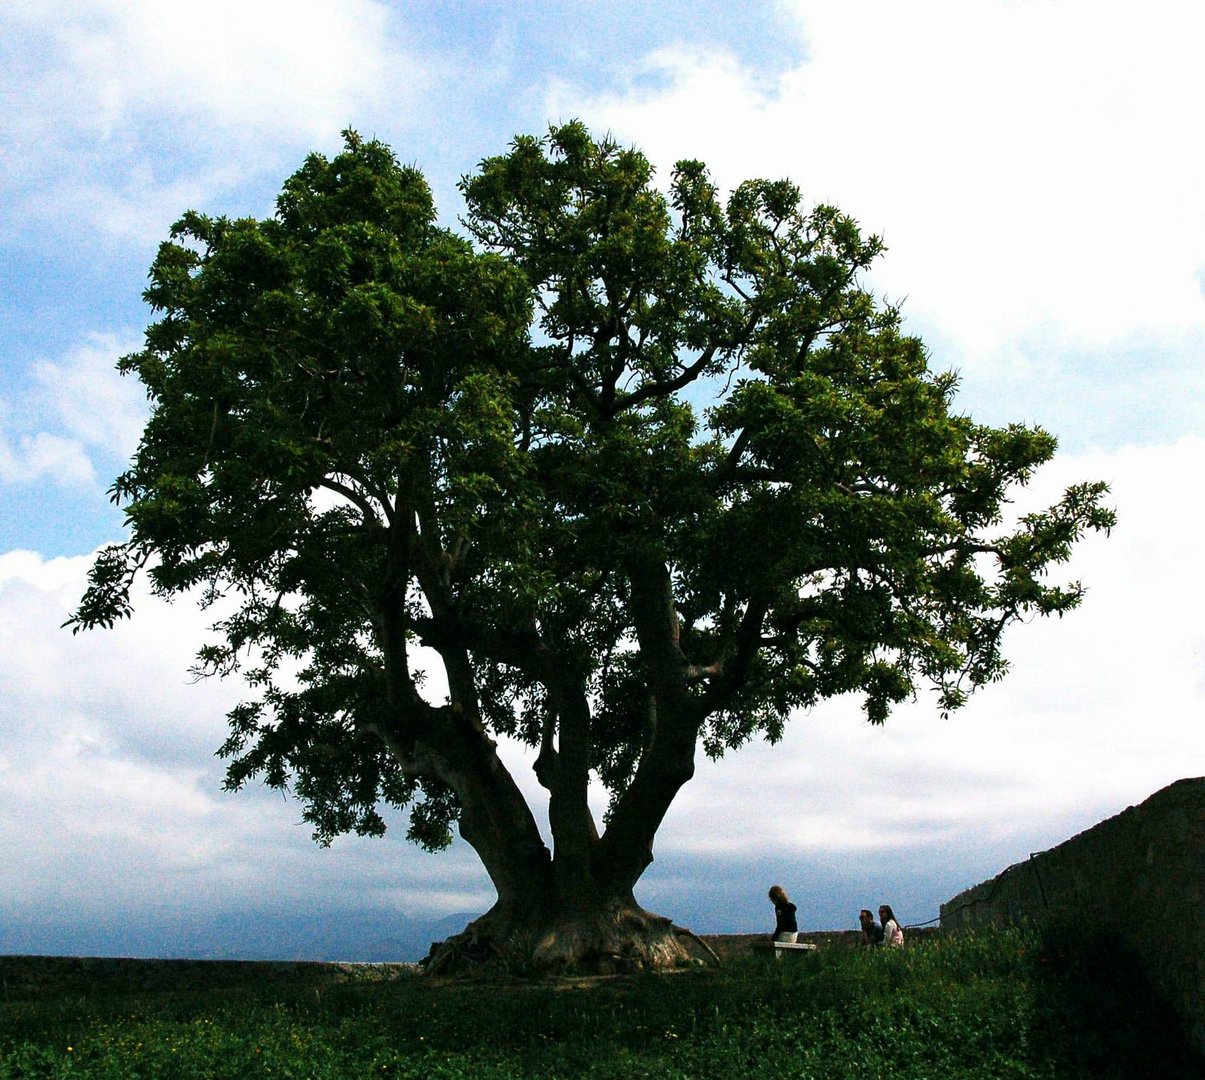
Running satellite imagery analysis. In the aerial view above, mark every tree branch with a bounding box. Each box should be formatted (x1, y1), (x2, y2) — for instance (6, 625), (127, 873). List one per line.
(316, 476), (385, 525)
(693, 595), (772, 720)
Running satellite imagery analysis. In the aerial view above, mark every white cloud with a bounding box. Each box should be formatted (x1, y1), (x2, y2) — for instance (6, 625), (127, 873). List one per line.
(52, 0), (400, 144)
(0, 549), (493, 921)
(0, 430), (96, 487)
(1, 0), (423, 243)
(0, 550), (231, 915)
(32, 334), (148, 456)
(550, 0), (1205, 359)
(0, 332), (145, 489)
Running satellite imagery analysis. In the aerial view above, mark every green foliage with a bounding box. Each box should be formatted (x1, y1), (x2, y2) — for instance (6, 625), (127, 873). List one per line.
(2, 930), (1198, 1078)
(69, 123), (1114, 855)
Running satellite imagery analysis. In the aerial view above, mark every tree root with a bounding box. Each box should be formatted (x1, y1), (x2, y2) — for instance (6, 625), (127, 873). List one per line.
(421, 920), (713, 978)
(420, 907), (720, 977)
(421, 925), (505, 977)
(673, 924), (722, 966)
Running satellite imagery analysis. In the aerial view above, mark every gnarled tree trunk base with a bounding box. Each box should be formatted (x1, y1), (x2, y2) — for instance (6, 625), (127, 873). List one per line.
(420, 897), (719, 976)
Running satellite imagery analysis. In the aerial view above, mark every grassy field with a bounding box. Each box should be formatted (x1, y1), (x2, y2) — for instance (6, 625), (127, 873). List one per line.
(1, 926), (1198, 1078)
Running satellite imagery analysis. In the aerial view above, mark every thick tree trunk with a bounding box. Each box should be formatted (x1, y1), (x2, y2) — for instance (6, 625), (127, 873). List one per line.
(371, 705), (556, 916)
(415, 737), (713, 974)
(423, 737), (715, 974)
(421, 889), (712, 975)
(376, 556), (718, 975)
(374, 581), (556, 913)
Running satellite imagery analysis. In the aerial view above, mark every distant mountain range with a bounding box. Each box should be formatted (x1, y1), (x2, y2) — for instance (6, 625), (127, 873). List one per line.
(0, 908), (481, 963)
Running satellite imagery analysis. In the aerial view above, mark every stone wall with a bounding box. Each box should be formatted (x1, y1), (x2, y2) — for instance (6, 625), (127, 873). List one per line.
(940, 776), (1204, 1053)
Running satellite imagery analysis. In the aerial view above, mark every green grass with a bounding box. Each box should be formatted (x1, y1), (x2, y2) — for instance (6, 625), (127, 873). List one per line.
(1, 927), (1199, 1078)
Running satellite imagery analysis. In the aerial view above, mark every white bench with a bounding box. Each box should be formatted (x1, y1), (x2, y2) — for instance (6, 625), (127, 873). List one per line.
(754, 941), (818, 960)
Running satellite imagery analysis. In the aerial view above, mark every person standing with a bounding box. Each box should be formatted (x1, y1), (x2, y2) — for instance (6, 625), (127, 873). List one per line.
(879, 904), (904, 947)
(768, 885), (798, 943)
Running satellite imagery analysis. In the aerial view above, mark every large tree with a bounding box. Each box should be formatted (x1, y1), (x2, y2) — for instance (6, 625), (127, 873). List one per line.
(71, 124), (1113, 972)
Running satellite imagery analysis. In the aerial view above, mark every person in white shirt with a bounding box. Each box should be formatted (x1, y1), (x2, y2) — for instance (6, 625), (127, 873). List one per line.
(879, 904), (904, 947)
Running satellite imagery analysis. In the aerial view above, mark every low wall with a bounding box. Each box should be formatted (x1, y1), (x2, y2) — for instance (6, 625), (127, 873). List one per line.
(0, 956), (414, 998)
(940, 777), (1204, 1053)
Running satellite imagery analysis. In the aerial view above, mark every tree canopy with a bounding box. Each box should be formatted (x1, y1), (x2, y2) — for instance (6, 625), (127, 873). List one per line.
(71, 123), (1113, 970)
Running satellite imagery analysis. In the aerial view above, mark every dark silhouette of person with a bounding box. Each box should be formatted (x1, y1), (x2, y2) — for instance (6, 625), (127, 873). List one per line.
(859, 908), (884, 946)
(768, 885), (798, 942)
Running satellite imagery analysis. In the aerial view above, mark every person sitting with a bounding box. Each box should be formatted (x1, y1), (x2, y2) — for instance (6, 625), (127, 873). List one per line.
(768, 885), (798, 943)
(859, 908), (884, 946)
(879, 904), (904, 947)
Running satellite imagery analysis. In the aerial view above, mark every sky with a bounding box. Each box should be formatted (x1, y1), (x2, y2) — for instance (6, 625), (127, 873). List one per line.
(1, 0), (1202, 960)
